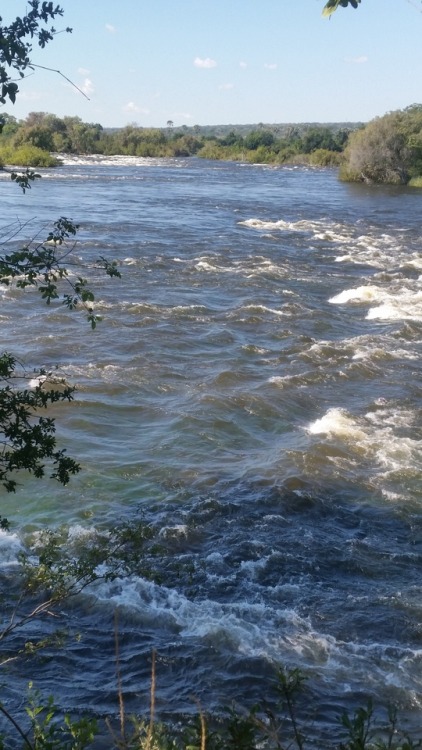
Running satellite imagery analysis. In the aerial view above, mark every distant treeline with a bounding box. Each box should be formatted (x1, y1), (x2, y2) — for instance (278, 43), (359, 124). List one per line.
(1, 106), (422, 184)
(0, 112), (359, 167)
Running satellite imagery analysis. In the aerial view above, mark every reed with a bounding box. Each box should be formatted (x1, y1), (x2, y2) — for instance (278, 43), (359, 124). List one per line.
(0, 626), (420, 749)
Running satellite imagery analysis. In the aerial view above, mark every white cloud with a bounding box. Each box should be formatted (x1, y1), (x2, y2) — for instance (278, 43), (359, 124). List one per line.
(264, 63), (277, 70)
(218, 83), (234, 90)
(78, 67), (90, 75)
(344, 55), (368, 64)
(194, 57), (217, 69)
(123, 102), (150, 114)
(105, 23), (116, 33)
(81, 78), (94, 96)
(239, 61), (247, 68)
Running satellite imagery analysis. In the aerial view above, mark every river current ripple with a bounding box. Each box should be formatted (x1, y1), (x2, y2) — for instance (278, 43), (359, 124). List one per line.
(1, 157), (422, 743)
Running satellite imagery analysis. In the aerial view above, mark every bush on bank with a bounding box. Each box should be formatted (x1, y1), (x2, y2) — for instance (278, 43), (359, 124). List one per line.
(0, 144), (60, 167)
(340, 105), (422, 185)
(4, 107), (422, 182)
(408, 175), (422, 187)
(0, 113), (352, 167)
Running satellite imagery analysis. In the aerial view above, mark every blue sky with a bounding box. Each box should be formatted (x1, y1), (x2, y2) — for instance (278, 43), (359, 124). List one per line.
(4, 0), (422, 128)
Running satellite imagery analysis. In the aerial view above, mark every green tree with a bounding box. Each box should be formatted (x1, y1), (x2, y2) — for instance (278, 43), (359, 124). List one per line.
(0, 113), (20, 142)
(300, 126), (342, 153)
(244, 129), (275, 150)
(341, 105), (422, 184)
(15, 122), (55, 151)
(220, 130), (242, 147)
(62, 115), (103, 153)
(13, 112), (73, 152)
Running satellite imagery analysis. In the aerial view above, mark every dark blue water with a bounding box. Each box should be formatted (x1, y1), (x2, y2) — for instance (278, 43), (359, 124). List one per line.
(0, 156), (422, 744)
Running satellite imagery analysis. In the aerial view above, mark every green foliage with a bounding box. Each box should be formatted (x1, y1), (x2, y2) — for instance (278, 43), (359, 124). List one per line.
(10, 169), (42, 192)
(341, 106), (422, 184)
(0, 659), (420, 749)
(340, 700), (375, 750)
(301, 126), (347, 153)
(14, 124), (55, 152)
(0, 2), (124, 516)
(169, 134), (203, 157)
(192, 124), (351, 165)
(0, 215), (121, 322)
(0, 110), (355, 166)
(224, 706), (260, 750)
(323, 0), (362, 17)
(338, 701), (422, 750)
(0, 2), (72, 105)
(220, 131), (243, 147)
(0, 353), (79, 493)
(197, 141), (227, 160)
(0, 685), (98, 750)
(244, 130), (275, 150)
(0, 144), (59, 167)
(0, 214), (121, 494)
(0, 114), (20, 140)
(0, 517), (158, 650)
(309, 148), (343, 166)
(0, 7), (417, 748)
(0, 515), (10, 530)
(23, 519), (156, 592)
(408, 175), (422, 187)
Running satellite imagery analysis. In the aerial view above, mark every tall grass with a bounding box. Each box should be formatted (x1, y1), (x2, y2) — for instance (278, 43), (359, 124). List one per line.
(1, 658), (420, 749)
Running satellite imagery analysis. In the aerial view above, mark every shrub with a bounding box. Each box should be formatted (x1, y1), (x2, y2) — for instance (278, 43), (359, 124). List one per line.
(408, 175), (422, 187)
(197, 141), (226, 160)
(309, 148), (343, 166)
(0, 144), (59, 167)
(341, 105), (422, 184)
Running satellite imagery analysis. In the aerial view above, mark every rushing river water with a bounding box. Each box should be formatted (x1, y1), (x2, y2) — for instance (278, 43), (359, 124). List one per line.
(0, 156), (422, 744)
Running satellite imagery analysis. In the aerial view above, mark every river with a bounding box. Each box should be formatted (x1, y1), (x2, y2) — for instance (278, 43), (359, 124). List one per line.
(0, 156), (421, 745)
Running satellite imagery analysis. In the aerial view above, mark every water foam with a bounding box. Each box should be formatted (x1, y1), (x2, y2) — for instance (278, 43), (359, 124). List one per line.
(308, 408), (368, 442)
(242, 304), (286, 317)
(56, 154), (182, 168)
(0, 528), (24, 567)
(307, 406), (422, 480)
(366, 291), (422, 321)
(239, 217), (351, 244)
(329, 283), (422, 321)
(329, 285), (385, 305)
(89, 573), (339, 667)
